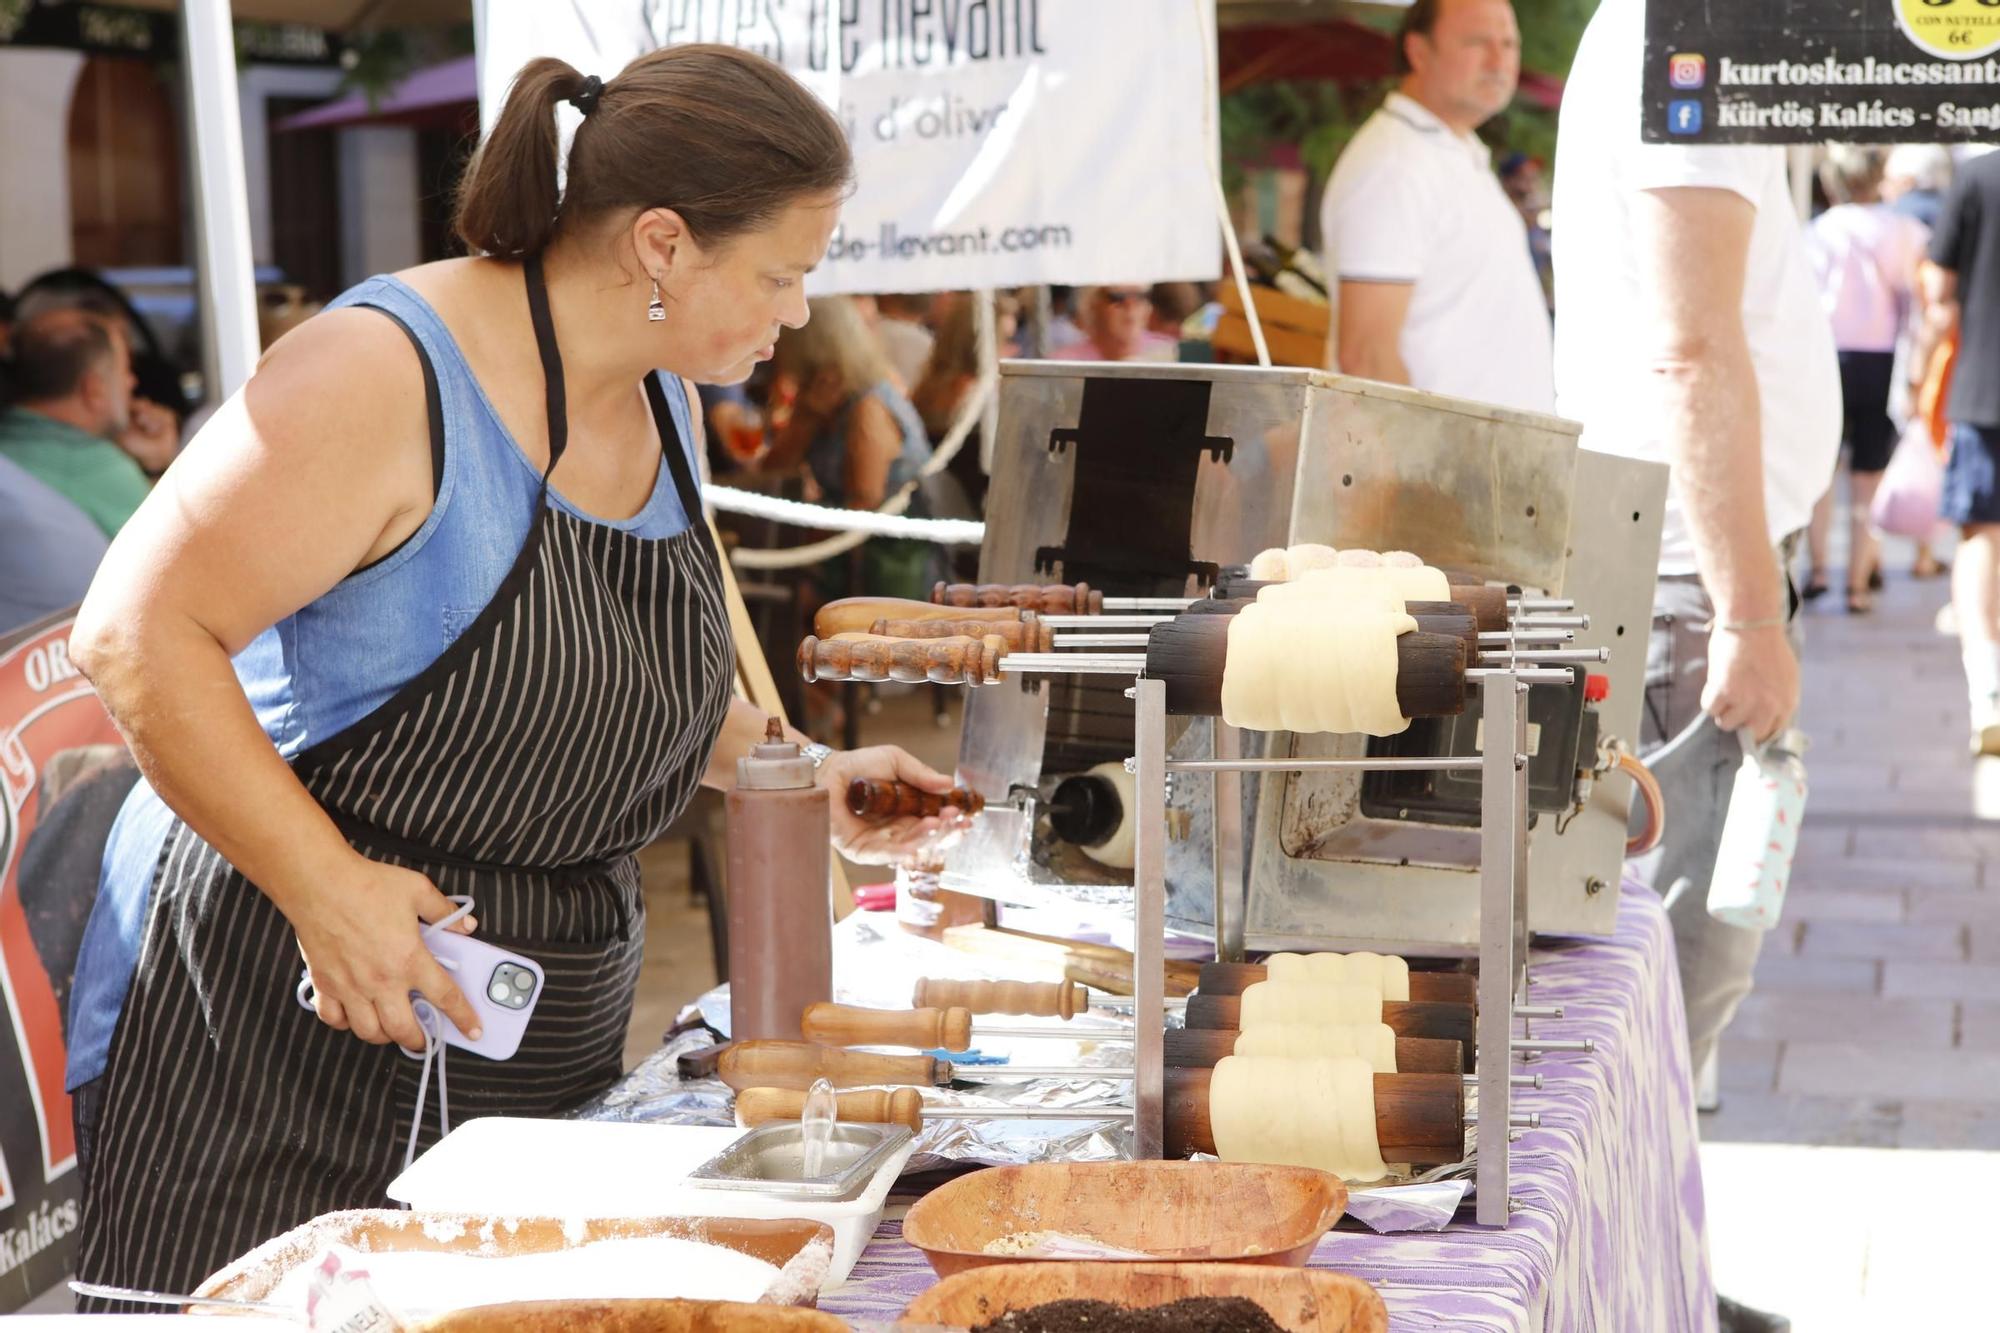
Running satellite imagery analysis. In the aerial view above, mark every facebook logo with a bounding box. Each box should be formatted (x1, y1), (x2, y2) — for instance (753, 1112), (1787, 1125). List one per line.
(1668, 100), (1703, 135)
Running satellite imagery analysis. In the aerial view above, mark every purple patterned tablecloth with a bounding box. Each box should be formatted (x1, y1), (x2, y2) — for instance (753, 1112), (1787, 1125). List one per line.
(818, 884), (1716, 1333)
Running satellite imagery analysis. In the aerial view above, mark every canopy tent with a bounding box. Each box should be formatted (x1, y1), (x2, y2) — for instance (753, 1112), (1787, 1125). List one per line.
(275, 53), (477, 131)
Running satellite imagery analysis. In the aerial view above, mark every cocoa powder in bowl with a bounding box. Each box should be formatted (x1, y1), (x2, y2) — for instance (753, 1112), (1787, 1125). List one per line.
(972, 1297), (1286, 1333)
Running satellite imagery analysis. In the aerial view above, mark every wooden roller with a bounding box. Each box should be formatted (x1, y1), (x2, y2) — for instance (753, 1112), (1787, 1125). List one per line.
(733, 1070), (1463, 1167)
(1165, 1066), (1465, 1165)
(814, 596), (1022, 638)
(844, 779), (985, 821)
(1144, 618), (1466, 719)
(796, 632), (1007, 686)
(736, 1085), (927, 1131)
(870, 617), (1055, 652)
(1198, 961), (1478, 1008)
(1185, 993), (1475, 1050)
(801, 1002), (977, 1052)
(1205, 582), (1509, 631)
(913, 976), (1087, 1018)
(717, 1040), (951, 1091)
(932, 581), (1103, 614)
(1164, 1027), (1464, 1074)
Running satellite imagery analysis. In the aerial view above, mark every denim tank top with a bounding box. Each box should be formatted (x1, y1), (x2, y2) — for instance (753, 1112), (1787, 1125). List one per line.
(805, 380), (934, 508)
(69, 275), (700, 1088)
(237, 275), (700, 757)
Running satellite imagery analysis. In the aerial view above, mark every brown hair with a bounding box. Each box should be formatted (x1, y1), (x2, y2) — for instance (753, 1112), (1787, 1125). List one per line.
(454, 45), (853, 259)
(11, 308), (117, 402)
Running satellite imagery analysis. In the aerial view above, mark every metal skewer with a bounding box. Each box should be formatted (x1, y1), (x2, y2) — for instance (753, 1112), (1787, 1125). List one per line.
(1475, 647), (1609, 665)
(69, 1282), (292, 1315)
(1052, 630), (1588, 651)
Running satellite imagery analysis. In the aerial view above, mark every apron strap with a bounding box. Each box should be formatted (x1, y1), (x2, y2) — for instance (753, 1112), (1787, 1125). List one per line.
(643, 373), (719, 561)
(523, 252), (566, 480)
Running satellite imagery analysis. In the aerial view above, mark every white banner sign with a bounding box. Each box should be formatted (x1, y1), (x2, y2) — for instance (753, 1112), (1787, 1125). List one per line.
(475, 0), (1222, 294)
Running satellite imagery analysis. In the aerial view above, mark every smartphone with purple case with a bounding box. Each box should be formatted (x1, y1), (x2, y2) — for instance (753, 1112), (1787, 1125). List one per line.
(416, 930), (543, 1060)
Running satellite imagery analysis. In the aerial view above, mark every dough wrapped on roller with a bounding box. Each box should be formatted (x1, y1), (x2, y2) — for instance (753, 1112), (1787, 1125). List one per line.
(1233, 1022), (1398, 1072)
(1248, 547), (1290, 581)
(1221, 602), (1419, 736)
(1333, 548), (1382, 568)
(1381, 550), (1424, 568)
(1239, 978), (1380, 1028)
(1264, 951), (1412, 1003)
(1209, 1055), (1388, 1183)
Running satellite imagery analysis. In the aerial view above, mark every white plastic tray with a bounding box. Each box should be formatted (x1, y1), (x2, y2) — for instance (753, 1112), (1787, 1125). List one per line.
(386, 1117), (911, 1283)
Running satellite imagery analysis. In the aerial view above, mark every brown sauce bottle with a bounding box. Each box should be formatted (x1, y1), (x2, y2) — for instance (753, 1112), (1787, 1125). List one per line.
(724, 719), (831, 1042)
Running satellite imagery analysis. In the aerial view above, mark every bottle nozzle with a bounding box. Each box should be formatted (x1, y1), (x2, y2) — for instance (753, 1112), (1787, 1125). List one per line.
(764, 716), (784, 744)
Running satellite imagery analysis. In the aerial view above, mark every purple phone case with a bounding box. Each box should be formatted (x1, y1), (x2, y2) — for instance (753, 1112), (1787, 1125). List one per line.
(417, 931), (543, 1061)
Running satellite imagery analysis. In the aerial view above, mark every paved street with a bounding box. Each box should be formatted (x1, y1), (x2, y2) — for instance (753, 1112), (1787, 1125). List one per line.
(1701, 547), (2000, 1330)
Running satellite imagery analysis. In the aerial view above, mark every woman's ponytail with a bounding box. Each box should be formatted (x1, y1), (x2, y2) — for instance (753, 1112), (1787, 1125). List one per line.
(453, 57), (592, 259)
(455, 45), (853, 261)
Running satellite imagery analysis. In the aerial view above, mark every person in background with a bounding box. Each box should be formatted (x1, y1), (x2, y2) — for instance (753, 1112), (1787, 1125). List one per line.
(1047, 286), (1176, 363)
(1319, 0), (1552, 412)
(912, 294), (1018, 517)
(1804, 146), (1931, 613)
(1040, 285), (1084, 355)
(1885, 143), (1953, 232)
(0, 309), (154, 537)
(768, 295), (936, 601)
(872, 292), (935, 391)
(14, 270), (186, 472)
(1556, 5), (1839, 1326)
(1147, 282), (1203, 344)
(0, 452), (109, 632)
(1916, 151), (2000, 755)
(1499, 151), (1555, 309)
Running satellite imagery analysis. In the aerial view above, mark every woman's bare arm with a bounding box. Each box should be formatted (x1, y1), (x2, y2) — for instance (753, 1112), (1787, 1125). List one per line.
(69, 310), (480, 1049)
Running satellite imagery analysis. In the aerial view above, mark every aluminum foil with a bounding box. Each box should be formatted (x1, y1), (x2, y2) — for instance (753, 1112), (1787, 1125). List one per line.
(573, 912), (1153, 1170)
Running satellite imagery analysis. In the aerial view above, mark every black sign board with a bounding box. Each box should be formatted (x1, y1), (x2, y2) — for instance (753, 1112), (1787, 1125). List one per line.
(1645, 0), (2000, 142)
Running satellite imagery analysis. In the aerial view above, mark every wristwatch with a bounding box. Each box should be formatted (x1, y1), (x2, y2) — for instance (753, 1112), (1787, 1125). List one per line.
(800, 740), (833, 770)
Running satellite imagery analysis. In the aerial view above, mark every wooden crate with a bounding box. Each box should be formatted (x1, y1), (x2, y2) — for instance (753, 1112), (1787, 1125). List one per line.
(1213, 280), (1331, 370)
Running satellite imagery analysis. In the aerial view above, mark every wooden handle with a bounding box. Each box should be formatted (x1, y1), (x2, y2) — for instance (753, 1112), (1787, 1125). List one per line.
(800, 1002), (976, 1052)
(1144, 620), (1466, 719)
(871, 617), (1054, 653)
(1197, 961), (1478, 1008)
(717, 1040), (949, 1090)
(1164, 1067), (1464, 1166)
(931, 581), (1102, 614)
(795, 633), (1006, 687)
(912, 976), (1086, 1019)
(1450, 586), (1510, 632)
(734, 1085), (926, 1132)
(1163, 1027), (1465, 1074)
(845, 779), (986, 821)
(814, 597), (1021, 638)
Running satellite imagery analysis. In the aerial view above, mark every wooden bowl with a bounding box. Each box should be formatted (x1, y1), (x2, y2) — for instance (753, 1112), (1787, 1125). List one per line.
(409, 1300), (848, 1331)
(902, 1260), (1386, 1332)
(193, 1209), (836, 1314)
(900, 1161), (1346, 1277)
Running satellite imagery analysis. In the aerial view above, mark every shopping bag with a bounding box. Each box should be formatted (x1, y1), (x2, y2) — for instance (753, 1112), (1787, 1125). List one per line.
(1871, 421), (1945, 540)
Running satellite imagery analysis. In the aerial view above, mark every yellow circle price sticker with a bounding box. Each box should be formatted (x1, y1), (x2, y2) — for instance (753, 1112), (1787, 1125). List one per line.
(1897, 0), (2000, 60)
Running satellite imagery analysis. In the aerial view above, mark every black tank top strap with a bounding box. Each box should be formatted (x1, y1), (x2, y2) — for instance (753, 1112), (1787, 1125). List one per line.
(523, 252), (566, 480)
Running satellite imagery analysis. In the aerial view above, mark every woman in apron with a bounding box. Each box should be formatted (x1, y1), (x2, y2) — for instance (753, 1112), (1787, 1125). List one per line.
(63, 46), (954, 1305)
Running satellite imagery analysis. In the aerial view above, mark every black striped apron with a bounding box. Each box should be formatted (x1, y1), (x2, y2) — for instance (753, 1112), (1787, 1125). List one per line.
(73, 256), (733, 1308)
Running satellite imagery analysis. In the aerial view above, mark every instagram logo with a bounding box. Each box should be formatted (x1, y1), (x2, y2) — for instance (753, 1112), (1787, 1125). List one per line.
(1668, 53), (1706, 89)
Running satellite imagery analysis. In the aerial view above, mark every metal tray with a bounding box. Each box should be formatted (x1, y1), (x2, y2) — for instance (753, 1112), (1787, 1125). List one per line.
(684, 1122), (914, 1201)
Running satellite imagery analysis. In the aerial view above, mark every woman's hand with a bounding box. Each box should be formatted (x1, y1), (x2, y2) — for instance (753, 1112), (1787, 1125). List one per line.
(819, 745), (968, 865)
(285, 850), (483, 1050)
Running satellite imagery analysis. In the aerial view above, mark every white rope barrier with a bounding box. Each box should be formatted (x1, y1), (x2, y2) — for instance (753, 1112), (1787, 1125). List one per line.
(715, 352), (997, 571)
(704, 486), (987, 547)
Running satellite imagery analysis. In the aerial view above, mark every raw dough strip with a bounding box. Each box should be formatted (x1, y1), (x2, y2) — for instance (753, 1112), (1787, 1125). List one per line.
(1209, 1055), (1389, 1183)
(1259, 565), (1453, 608)
(1264, 951), (1412, 1003)
(1232, 1022), (1399, 1073)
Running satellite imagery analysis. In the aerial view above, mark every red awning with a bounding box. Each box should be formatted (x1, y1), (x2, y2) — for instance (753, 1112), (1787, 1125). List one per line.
(276, 53), (476, 131)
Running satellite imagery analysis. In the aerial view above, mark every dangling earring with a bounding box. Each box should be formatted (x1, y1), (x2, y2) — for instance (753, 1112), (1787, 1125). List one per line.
(647, 275), (666, 323)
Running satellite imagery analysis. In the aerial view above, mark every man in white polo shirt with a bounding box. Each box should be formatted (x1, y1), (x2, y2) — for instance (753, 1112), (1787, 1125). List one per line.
(1554, 8), (1837, 1329)
(1318, 0), (1552, 413)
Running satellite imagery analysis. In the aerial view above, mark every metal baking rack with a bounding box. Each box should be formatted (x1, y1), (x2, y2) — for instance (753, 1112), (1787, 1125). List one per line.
(982, 602), (1598, 1227)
